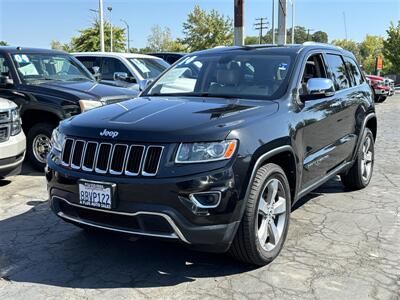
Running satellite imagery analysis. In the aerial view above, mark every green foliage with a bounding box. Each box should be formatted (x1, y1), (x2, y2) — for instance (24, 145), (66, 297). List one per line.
(383, 21), (400, 74)
(50, 40), (72, 52)
(146, 25), (187, 52)
(0, 41), (8, 46)
(331, 39), (362, 62)
(359, 35), (385, 74)
(311, 31), (328, 43)
(70, 20), (126, 52)
(245, 36), (260, 45)
(181, 5), (233, 51)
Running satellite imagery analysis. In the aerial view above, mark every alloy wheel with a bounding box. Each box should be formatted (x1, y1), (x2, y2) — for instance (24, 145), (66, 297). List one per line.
(361, 135), (373, 182)
(33, 134), (51, 164)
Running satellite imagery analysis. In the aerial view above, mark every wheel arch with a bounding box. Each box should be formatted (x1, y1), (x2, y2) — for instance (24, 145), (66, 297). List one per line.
(22, 109), (62, 132)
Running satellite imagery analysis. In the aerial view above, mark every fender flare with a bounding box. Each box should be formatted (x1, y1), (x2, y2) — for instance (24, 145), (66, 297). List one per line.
(352, 113), (376, 161)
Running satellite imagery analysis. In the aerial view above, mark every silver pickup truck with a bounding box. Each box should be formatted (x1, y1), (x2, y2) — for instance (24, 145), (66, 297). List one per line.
(0, 98), (26, 178)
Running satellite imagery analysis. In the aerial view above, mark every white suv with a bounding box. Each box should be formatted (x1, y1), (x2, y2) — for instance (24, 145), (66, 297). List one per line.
(0, 98), (26, 178)
(73, 52), (170, 91)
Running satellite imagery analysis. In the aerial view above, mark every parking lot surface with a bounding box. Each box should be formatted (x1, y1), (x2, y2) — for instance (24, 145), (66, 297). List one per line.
(0, 96), (399, 300)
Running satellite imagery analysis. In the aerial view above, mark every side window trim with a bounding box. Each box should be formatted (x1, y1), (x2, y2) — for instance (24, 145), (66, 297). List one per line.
(298, 51), (327, 92)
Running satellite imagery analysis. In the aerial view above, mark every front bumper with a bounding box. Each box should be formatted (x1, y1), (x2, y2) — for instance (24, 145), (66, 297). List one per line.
(46, 161), (245, 252)
(0, 131), (26, 178)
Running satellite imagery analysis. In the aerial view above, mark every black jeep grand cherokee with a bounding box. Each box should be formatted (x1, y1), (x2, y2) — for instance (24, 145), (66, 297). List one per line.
(46, 43), (377, 265)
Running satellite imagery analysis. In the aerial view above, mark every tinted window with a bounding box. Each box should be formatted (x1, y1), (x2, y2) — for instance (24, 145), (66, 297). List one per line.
(0, 55), (10, 75)
(76, 56), (100, 70)
(344, 57), (364, 86)
(101, 57), (131, 80)
(325, 54), (350, 90)
(146, 52), (294, 100)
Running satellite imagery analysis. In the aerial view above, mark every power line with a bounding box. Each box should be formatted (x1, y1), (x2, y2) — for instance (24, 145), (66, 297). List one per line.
(254, 17), (269, 44)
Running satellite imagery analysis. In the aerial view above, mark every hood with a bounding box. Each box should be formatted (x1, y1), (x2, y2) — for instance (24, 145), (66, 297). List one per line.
(20, 80), (138, 103)
(61, 96), (279, 143)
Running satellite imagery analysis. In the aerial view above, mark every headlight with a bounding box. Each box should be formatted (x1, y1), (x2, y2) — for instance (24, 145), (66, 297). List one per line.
(10, 108), (22, 136)
(79, 99), (103, 112)
(175, 140), (237, 163)
(51, 127), (65, 152)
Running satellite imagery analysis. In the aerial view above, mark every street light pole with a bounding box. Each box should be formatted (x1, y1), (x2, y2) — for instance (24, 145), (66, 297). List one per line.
(291, 0), (295, 44)
(99, 0), (105, 52)
(272, 0), (275, 44)
(234, 0), (244, 46)
(107, 6), (113, 52)
(121, 19), (130, 52)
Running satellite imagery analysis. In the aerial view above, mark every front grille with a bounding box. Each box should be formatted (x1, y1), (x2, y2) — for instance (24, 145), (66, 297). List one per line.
(61, 138), (163, 177)
(0, 111), (10, 123)
(0, 125), (10, 142)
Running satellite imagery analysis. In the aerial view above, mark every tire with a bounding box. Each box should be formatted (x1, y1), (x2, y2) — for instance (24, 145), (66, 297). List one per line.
(341, 128), (374, 190)
(229, 163), (291, 266)
(27, 123), (56, 171)
(379, 96), (387, 103)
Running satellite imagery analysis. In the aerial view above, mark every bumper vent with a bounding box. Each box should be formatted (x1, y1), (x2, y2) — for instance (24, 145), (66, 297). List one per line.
(61, 138), (163, 177)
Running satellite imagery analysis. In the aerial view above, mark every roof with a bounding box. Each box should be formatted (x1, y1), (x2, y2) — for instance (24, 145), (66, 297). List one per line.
(190, 42), (353, 57)
(72, 52), (163, 59)
(147, 52), (186, 56)
(0, 46), (66, 55)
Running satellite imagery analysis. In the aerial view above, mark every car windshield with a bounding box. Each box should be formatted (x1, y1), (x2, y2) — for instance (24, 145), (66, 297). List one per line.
(12, 53), (94, 84)
(128, 57), (170, 79)
(145, 50), (294, 100)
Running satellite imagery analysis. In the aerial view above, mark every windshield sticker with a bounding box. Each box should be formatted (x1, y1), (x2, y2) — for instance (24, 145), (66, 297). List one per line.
(14, 54), (30, 63)
(278, 63), (288, 71)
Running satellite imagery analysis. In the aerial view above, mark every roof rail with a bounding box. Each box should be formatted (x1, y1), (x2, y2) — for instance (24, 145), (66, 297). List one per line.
(302, 41), (343, 50)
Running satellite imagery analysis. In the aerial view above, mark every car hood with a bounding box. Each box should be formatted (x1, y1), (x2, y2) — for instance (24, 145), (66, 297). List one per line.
(20, 80), (138, 103)
(61, 96), (279, 142)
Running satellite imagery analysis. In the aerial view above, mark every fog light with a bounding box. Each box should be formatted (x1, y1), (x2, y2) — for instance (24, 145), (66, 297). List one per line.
(189, 191), (222, 209)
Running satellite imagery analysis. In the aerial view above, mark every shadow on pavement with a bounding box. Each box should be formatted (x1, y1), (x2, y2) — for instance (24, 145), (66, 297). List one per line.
(20, 161), (44, 177)
(0, 177), (345, 289)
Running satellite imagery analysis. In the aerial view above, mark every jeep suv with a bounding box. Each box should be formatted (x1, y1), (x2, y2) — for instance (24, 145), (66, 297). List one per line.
(0, 47), (138, 170)
(46, 43), (376, 265)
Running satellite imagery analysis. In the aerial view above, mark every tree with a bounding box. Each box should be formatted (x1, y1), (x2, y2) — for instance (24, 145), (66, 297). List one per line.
(383, 21), (400, 74)
(50, 40), (72, 52)
(181, 5), (233, 51)
(311, 31), (328, 43)
(69, 20), (126, 52)
(331, 39), (362, 62)
(359, 35), (386, 74)
(245, 36), (260, 45)
(0, 41), (8, 46)
(146, 25), (186, 52)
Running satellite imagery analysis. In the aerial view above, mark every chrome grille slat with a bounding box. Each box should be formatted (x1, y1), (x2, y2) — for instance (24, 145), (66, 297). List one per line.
(61, 138), (162, 177)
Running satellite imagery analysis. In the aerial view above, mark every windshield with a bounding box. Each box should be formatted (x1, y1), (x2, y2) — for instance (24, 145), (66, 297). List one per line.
(128, 58), (169, 79)
(145, 51), (294, 100)
(12, 53), (94, 84)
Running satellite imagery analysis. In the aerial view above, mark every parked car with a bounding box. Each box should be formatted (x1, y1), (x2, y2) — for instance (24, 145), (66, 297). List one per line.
(385, 78), (395, 96)
(365, 75), (389, 102)
(0, 46), (138, 170)
(0, 98), (25, 178)
(146, 52), (186, 64)
(74, 52), (170, 91)
(46, 43), (376, 265)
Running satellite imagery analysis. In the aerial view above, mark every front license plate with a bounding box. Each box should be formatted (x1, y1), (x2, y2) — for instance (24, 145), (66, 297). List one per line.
(78, 180), (114, 209)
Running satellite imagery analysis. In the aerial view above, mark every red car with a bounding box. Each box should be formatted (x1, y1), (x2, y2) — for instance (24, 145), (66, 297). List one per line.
(366, 75), (390, 103)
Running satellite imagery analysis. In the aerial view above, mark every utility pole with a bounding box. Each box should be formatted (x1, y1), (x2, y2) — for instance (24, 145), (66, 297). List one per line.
(272, 0), (275, 44)
(254, 18), (269, 44)
(307, 28), (314, 40)
(121, 19), (130, 52)
(234, 0), (244, 46)
(290, 0), (295, 44)
(343, 11), (348, 39)
(277, 0), (287, 44)
(99, 0), (105, 52)
(107, 6), (113, 52)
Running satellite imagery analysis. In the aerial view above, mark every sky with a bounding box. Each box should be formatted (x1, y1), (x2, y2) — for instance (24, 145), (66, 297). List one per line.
(0, 0), (399, 49)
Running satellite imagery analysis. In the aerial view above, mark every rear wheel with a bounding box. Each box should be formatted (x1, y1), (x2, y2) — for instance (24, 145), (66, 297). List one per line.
(378, 96), (387, 103)
(229, 163), (291, 266)
(341, 128), (374, 190)
(27, 123), (56, 171)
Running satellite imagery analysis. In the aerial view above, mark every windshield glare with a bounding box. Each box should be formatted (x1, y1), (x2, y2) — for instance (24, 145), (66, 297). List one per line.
(146, 52), (293, 100)
(12, 53), (94, 84)
(128, 58), (169, 79)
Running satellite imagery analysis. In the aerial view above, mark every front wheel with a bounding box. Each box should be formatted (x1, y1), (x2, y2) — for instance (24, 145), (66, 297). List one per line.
(341, 128), (374, 190)
(229, 163), (291, 266)
(27, 123), (56, 171)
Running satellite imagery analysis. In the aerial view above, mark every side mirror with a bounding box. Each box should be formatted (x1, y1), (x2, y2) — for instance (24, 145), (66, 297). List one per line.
(90, 66), (101, 81)
(0, 75), (14, 87)
(114, 72), (137, 84)
(139, 79), (153, 91)
(301, 78), (335, 101)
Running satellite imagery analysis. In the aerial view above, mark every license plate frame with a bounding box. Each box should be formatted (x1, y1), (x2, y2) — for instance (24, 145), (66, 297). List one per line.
(78, 179), (116, 210)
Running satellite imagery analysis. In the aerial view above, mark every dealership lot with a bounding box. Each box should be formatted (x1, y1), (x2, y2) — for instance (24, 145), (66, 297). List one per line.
(0, 97), (399, 299)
